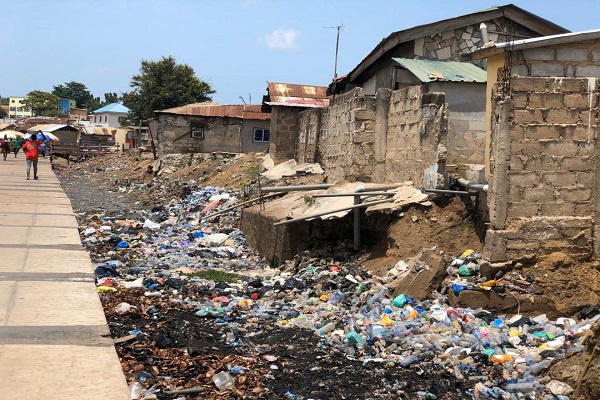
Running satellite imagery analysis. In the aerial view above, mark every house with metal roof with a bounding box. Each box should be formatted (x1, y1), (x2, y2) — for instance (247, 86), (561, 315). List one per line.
(92, 103), (130, 128)
(262, 82), (330, 163)
(150, 103), (271, 156)
(328, 4), (568, 97)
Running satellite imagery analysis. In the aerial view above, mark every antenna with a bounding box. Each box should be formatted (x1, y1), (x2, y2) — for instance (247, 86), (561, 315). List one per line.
(323, 24), (344, 80)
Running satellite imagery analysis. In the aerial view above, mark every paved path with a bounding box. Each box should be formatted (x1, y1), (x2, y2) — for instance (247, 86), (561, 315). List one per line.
(0, 155), (129, 399)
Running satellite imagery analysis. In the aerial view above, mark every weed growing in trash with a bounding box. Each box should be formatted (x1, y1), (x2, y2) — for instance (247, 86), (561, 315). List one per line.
(184, 270), (241, 283)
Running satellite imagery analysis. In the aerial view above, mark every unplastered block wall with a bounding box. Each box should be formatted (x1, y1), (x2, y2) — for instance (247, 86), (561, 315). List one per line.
(511, 39), (600, 78)
(385, 86), (448, 187)
(269, 106), (301, 163)
(318, 88), (377, 182)
(485, 77), (600, 262)
(296, 108), (322, 163)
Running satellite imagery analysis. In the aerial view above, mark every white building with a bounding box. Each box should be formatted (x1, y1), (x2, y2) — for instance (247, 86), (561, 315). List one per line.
(91, 103), (129, 128)
(8, 96), (32, 119)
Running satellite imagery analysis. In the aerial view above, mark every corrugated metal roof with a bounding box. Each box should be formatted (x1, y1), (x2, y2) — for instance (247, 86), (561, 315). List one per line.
(92, 127), (116, 136)
(155, 104), (270, 120)
(265, 82), (330, 108)
(392, 58), (487, 83)
(28, 124), (80, 133)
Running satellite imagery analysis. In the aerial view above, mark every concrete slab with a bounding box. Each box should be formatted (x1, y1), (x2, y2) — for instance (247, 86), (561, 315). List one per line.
(0, 156), (129, 399)
(5, 281), (107, 326)
(0, 344), (128, 400)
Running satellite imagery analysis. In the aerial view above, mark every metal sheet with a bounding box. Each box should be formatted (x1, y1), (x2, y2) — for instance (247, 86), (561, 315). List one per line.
(392, 58), (487, 83)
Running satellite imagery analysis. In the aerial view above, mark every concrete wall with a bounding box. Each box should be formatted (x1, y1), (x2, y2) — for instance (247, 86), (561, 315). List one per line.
(485, 77), (600, 262)
(485, 40), (600, 179)
(268, 106), (301, 163)
(156, 114), (269, 156)
(385, 86), (448, 187)
(429, 82), (486, 164)
(295, 86), (449, 187)
(296, 108), (322, 163)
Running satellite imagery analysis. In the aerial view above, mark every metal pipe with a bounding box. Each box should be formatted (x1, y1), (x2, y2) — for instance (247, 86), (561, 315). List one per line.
(311, 192), (395, 198)
(273, 198), (392, 227)
(353, 194), (361, 250)
(260, 184), (334, 193)
(202, 192), (281, 220)
(424, 189), (470, 195)
(457, 178), (488, 192)
(164, 387), (205, 395)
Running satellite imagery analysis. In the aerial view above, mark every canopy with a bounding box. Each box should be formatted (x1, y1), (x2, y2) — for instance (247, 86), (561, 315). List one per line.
(23, 132), (60, 141)
(0, 130), (24, 139)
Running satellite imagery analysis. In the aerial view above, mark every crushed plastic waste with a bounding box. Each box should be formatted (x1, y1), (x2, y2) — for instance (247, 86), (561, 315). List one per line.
(79, 185), (599, 399)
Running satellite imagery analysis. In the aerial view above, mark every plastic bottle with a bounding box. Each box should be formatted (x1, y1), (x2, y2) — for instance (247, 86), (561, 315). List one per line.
(504, 381), (539, 393)
(367, 287), (386, 306)
(491, 354), (513, 363)
(129, 382), (143, 400)
(526, 359), (551, 375)
(399, 354), (419, 367)
(212, 371), (235, 390)
(317, 322), (336, 335)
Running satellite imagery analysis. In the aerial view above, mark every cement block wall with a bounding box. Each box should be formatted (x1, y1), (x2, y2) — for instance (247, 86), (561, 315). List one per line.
(385, 86), (448, 187)
(295, 86), (449, 187)
(269, 107), (301, 163)
(485, 77), (600, 262)
(511, 39), (600, 78)
(296, 108), (322, 163)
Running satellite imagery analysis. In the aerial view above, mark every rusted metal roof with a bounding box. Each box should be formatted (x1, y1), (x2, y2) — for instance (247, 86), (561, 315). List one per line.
(392, 58), (486, 83)
(92, 127), (116, 136)
(155, 103), (270, 120)
(265, 82), (330, 108)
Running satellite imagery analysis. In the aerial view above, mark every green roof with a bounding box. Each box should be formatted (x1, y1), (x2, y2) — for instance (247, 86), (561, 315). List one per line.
(392, 58), (487, 83)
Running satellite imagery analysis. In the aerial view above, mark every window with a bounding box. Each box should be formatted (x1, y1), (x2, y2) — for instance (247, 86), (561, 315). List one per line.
(191, 123), (204, 138)
(11, 99), (15, 103)
(253, 128), (270, 142)
(104, 115), (107, 122)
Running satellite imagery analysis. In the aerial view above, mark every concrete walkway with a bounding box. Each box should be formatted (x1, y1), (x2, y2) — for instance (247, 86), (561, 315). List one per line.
(0, 155), (129, 399)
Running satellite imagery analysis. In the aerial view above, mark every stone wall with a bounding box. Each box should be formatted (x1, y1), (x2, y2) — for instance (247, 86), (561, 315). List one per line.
(269, 107), (301, 163)
(414, 18), (538, 63)
(485, 77), (600, 262)
(295, 86), (449, 187)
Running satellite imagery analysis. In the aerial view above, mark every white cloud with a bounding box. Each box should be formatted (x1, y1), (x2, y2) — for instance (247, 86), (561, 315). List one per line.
(262, 28), (300, 51)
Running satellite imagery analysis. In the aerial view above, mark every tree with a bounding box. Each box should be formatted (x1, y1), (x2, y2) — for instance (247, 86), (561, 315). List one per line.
(123, 56), (214, 124)
(0, 107), (6, 118)
(23, 90), (59, 116)
(52, 81), (100, 110)
(103, 92), (122, 105)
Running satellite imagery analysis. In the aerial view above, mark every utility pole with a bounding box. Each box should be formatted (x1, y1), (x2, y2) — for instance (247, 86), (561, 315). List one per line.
(323, 24), (344, 80)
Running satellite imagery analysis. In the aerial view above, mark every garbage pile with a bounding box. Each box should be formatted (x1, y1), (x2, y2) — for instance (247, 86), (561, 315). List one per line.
(80, 185), (600, 400)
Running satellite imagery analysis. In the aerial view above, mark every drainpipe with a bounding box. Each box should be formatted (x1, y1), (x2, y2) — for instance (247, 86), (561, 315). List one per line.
(353, 186), (365, 250)
(457, 178), (488, 192)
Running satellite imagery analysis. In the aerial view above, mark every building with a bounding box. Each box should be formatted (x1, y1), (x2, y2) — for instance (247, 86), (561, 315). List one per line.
(8, 96), (32, 119)
(68, 108), (88, 123)
(150, 103), (270, 156)
(261, 82), (330, 163)
(328, 4), (568, 97)
(463, 29), (600, 263)
(91, 103), (129, 128)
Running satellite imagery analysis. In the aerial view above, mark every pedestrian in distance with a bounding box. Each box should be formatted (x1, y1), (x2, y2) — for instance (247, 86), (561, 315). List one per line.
(23, 133), (42, 180)
(1, 135), (10, 161)
(12, 137), (21, 158)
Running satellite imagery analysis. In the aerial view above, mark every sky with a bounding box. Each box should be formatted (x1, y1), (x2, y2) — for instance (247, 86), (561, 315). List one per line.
(2, 0), (600, 106)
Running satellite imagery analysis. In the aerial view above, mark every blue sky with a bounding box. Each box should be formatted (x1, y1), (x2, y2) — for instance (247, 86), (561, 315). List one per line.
(2, 1), (599, 105)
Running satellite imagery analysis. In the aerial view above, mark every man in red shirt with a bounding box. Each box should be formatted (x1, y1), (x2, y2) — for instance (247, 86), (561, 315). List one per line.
(23, 134), (42, 180)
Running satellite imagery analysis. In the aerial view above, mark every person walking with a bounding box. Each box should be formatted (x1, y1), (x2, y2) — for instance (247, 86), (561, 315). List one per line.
(1, 135), (10, 161)
(12, 137), (21, 158)
(23, 134), (42, 180)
